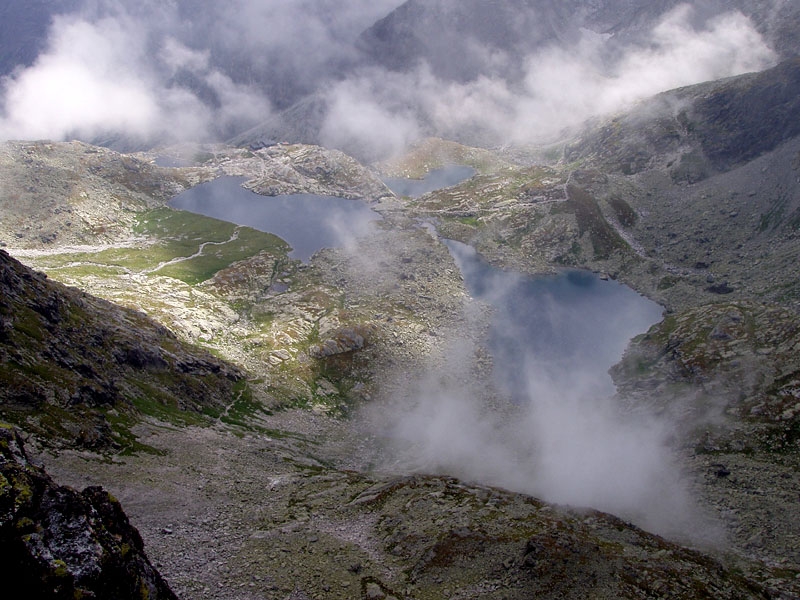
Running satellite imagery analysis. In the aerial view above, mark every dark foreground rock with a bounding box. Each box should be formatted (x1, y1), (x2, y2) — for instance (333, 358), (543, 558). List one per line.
(0, 425), (177, 599)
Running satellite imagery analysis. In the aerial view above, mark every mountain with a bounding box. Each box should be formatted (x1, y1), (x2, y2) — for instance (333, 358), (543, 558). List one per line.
(4, 1), (798, 154)
(358, 0), (800, 81)
(554, 58), (800, 308)
(566, 58), (800, 177)
(358, 0), (579, 82)
(2, 141), (795, 597)
(3, 1), (800, 597)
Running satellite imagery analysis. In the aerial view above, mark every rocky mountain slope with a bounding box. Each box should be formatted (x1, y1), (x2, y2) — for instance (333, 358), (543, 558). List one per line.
(0, 248), (243, 451)
(392, 58), (800, 586)
(3, 43), (800, 597)
(236, 0), (800, 155)
(0, 141), (208, 249)
(4, 139), (796, 598)
(0, 135), (797, 598)
(360, 0), (800, 79)
(39, 422), (790, 600)
(359, 0), (579, 82)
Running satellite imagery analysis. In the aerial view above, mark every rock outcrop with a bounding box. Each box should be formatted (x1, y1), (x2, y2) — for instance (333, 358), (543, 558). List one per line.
(0, 141), (204, 249)
(0, 425), (177, 599)
(217, 143), (393, 200)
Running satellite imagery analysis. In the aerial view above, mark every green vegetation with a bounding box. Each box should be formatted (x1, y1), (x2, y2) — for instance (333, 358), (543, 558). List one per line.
(457, 216), (480, 228)
(30, 208), (291, 285)
(219, 380), (272, 429)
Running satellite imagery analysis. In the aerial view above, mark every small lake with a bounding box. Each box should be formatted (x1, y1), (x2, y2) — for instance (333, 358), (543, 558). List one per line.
(383, 165), (475, 198)
(170, 177), (382, 261)
(445, 240), (663, 400)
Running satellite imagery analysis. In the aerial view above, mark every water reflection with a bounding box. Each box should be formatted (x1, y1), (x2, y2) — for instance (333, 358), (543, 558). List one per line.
(170, 177), (381, 261)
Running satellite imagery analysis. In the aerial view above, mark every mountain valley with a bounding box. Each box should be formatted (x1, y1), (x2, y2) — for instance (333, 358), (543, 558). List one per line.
(1, 1), (800, 599)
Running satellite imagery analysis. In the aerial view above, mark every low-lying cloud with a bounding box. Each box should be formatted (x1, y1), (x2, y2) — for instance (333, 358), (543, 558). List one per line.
(369, 286), (710, 542)
(350, 239), (718, 542)
(0, 0), (406, 146)
(321, 4), (777, 154)
(0, 2), (778, 155)
(0, 9), (270, 144)
(0, 2), (780, 156)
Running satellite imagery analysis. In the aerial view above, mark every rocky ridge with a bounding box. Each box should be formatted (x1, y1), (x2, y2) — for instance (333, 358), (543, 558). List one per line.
(388, 67), (800, 587)
(0, 248), (243, 451)
(0, 140), (210, 249)
(38, 420), (794, 600)
(143, 142), (393, 200)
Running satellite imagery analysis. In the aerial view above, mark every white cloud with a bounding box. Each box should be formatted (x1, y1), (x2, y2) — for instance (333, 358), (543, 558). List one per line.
(320, 74), (422, 160)
(160, 38), (210, 74)
(0, 16), (161, 141)
(321, 4), (778, 156)
(0, 2), (779, 156)
(0, 8), (272, 144)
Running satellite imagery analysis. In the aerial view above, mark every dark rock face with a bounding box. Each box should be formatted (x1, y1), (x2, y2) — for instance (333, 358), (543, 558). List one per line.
(309, 325), (375, 358)
(358, 0), (800, 84)
(359, 0), (579, 82)
(0, 1), (81, 77)
(0, 426), (177, 599)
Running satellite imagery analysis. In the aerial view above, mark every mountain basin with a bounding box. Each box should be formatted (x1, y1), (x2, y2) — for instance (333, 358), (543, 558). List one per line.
(383, 165), (476, 198)
(445, 240), (663, 401)
(169, 176), (382, 262)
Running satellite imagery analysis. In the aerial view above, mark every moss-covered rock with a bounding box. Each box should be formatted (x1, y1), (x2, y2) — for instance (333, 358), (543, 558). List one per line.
(0, 249), (243, 451)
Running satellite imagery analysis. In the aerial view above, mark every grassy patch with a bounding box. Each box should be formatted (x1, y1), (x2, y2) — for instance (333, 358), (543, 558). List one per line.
(32, 208), (291, 286)
(219, 382), (271, 428)
(154, 224), (288, 285)
(456, 216), (480, 228)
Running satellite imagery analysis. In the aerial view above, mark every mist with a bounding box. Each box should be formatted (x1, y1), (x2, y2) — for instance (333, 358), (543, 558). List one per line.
(0, 1), (778, 157)
(321, 4), (777, 155)
(0, 0), (402, 144)
(361, 241), (716, 542)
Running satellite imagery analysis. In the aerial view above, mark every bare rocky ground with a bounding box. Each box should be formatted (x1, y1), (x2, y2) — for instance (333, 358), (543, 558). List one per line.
(30, 416), (798, 600)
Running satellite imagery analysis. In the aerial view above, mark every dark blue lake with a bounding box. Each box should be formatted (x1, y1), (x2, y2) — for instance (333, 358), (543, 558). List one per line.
(170, 177), (381, 261)
(445, 240), (663, 400)
(383, 165), (475, 198)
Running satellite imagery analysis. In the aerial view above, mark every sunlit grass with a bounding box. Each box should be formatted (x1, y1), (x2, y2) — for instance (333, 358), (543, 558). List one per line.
(27, 208), (291, 285)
